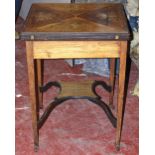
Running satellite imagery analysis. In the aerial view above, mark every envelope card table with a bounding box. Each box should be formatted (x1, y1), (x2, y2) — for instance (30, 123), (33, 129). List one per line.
(20, 3), (130, 151)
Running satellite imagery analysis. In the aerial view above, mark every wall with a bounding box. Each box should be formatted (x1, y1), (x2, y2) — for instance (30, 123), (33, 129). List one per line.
(19, 0), (70, 19)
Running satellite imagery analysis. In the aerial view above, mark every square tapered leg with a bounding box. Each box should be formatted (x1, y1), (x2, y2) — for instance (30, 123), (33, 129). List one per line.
(115, 41), (127, 150)
(26, 41), (39, 151)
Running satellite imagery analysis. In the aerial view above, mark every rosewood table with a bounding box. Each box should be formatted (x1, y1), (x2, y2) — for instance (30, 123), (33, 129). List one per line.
(20, 3), (130, 151)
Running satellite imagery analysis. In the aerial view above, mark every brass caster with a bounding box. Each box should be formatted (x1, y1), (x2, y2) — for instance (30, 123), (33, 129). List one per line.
(34, 145), (39, 152)
(115, 144), (120, 151)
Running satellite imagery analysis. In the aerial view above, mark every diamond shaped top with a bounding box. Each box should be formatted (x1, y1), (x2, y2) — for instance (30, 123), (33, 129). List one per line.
(21, 3), (130, 40)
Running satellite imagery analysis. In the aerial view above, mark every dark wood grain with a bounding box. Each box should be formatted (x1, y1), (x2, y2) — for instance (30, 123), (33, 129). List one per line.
(36, 59), (43, 109)
(109, 58), (116, 109)
(21, 3), (130, 40)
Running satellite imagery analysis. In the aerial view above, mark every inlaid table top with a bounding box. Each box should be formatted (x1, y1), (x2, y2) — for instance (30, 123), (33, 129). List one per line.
(21, 3), (130, 40)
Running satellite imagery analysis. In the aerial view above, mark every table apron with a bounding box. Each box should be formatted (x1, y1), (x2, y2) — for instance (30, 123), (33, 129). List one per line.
(31, 41), (121, 59)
